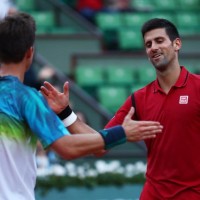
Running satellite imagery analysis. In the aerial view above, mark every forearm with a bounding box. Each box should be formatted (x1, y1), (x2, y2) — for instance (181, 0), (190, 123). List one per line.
(67, 118), (97, 134)
(51, 124), (127, 160)
(58, 106), (99, 134)
(67, 118), (107, 156)
(57, 106), (107, 156)
(51, 133), (105, 160)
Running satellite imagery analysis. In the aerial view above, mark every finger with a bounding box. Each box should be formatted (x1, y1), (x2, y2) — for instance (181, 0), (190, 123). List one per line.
(44, 81), (61, 97)
(63, 81), (69, 96)
(142, 134), (157, 140)
(40, 86), (49, 96)
(138, 129), (162, 140)
(140, 125), (163, 133)
(40, 90), (48, 99)
(137, 121), (162, 126)
(43, 81), (56, 92)
(141, 130), (162, 140)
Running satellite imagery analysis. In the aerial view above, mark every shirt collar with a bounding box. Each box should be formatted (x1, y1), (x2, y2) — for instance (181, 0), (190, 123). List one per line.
(153, 66), (189, 93)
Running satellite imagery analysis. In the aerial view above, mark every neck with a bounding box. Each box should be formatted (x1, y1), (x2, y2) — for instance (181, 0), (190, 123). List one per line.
(0, 62), (27, 82)
(156, 64), (181, 94)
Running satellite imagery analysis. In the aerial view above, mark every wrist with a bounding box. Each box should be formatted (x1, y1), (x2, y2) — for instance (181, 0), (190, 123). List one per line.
(58, 106), (72, 120)
(57, 106), (77, 127)
(98, 125), (127, 150)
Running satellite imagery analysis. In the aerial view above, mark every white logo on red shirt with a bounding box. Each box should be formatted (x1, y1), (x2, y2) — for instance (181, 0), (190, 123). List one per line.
(179, 96), (189, 104)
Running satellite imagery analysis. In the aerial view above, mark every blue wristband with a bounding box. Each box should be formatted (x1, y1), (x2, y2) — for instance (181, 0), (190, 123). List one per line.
(99, 125), (127, 150)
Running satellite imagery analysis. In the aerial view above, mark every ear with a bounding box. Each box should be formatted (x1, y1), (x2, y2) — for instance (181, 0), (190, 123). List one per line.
(24, 47), (34, 70)
(173, 38), (182, 51)
(26, 46), (34, 59)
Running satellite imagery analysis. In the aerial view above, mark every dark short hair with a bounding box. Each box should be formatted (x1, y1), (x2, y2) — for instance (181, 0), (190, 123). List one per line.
(0, 12), (36, 63)
(141, 18), (180, 42)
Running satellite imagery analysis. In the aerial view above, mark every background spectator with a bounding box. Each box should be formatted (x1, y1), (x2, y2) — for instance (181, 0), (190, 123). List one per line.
(103, 0), (132, 12)
(0, 0), (17, 20)
(76, 0), (104, 23)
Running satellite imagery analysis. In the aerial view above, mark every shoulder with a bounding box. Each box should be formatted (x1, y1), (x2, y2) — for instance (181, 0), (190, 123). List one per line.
(188, 72), (200, 86)
(16, 83), (48, 113)
(4, 76), (41, 102)
(19, 83), (43, 102)
(189, 72), (200, 79)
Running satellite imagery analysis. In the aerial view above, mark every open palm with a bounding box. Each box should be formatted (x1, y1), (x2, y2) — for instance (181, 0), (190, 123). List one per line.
(40, 81), (69, 114)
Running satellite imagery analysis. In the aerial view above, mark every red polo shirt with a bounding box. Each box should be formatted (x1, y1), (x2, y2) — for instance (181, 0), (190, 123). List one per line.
(105, 67), (200, 199)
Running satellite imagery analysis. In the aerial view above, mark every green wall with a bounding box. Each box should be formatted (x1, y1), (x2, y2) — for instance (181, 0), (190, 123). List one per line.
(35, 35), (102, 75)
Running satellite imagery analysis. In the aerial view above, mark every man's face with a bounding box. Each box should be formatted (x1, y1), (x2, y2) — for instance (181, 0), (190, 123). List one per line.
(144, 28), (178, 71)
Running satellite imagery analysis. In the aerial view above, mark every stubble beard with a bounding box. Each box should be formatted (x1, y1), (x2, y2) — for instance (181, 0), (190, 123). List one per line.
(152, 57), (169, 72)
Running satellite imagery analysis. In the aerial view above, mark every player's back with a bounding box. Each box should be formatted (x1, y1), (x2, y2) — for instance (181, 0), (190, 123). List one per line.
(0, 75), (37, 200)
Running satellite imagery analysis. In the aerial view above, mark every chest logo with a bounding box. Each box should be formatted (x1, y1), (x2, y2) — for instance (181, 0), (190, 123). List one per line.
(179, 96), (189, 104)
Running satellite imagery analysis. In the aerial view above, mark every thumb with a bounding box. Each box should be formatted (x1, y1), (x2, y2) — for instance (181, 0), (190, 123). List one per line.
(124, 107), (135, 122)
(122, 107), (135, 129)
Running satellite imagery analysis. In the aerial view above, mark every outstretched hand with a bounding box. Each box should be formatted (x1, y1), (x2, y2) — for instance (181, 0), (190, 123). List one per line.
(40, 81), (69, 114)
(122, 107), (163, 141)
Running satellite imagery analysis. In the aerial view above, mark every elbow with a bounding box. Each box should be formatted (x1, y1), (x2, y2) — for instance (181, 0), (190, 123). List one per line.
(94, 150), (108, 157)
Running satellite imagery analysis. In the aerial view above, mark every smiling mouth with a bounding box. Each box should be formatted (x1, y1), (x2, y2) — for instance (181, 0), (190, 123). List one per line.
(151, 54), (163, 62)
(152, 54), (161, 59)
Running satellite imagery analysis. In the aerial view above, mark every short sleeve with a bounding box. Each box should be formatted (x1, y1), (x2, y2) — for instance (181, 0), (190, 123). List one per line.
(19, 88), (70, 149)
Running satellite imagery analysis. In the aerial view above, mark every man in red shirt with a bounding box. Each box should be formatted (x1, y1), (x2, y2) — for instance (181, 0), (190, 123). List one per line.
(105, 19), (200, 199)
(42, 18), (200, 199)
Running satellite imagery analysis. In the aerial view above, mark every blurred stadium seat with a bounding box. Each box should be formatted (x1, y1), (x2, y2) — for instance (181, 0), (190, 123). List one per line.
(177, 0), (200, 10)
(136, 67), (156, 84)
(97, 86), (128, 113)
(131, 0), (155, 10)
(75, 66), (105, 87)
(176, 12), (199, 27)
(152, 12), (177, 24)
(105, 67), (134, 86)
(118, 28), (143, 50)
(30, 11), (55, 33)
(153, 0), (178, 10)
(123, 13), (151, 28)
(131, 83), (146, 93)
(16, 0), (35, 11)
(95, 13), (123, 30)
(75, 66), (105, 98)
(176, 12), (200, 35)
(95, 12), (124, 49)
